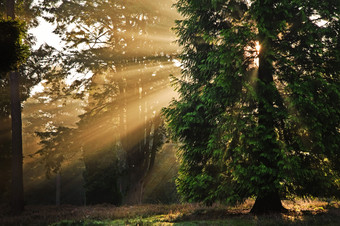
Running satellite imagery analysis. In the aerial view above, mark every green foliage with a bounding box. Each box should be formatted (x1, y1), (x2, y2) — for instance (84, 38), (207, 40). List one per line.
(35, 127), (74, 178)
(82, 144), (123, 205)
(164, 0), (340, 207)
(0, 19), (29, 74)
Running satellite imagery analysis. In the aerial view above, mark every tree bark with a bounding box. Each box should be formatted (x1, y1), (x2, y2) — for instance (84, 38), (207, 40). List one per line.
(252, 30), (285, 214)
(250, 190), (286, 214)
(9, 71), (24, 214)
(56, 172), (61, 206)
(7, 0), (24, 214)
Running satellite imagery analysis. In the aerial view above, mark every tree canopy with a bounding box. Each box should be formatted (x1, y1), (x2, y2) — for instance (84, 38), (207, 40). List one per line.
(164, 0), (340, 214)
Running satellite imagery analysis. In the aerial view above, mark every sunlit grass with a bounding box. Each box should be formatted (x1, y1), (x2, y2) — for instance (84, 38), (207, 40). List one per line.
(0, 199), (339, 225)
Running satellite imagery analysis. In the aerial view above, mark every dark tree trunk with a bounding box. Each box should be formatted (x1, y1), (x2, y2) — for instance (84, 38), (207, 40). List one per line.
(250, 190), (286, 214)
(56, 172), (61, 206)
(7, 0), (24, 214)
(252, 29), (285, 214)
(9, 71), (24, 214)
(149, 115), (161, 171)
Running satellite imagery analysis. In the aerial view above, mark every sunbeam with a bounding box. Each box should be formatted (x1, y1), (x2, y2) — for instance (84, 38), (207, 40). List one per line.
(16, 0), (183, 206)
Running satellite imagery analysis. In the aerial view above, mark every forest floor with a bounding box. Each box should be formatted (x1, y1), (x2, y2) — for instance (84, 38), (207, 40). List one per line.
(0, 199), (340, 225)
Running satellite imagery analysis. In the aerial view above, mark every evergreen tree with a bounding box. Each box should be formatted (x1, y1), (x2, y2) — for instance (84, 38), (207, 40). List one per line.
(164, 0), (340, 214)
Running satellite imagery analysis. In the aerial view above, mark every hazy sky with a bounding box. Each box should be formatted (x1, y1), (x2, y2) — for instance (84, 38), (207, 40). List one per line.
(30, 17), (62, 50)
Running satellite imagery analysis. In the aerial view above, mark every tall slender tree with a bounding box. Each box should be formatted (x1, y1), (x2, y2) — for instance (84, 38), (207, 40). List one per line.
(6, 0), (23, 214)
(2, 0), (70, 208)
(6, 0), (24, 214)
(1, 0), (42, 207)
(164, 0), (340, 214)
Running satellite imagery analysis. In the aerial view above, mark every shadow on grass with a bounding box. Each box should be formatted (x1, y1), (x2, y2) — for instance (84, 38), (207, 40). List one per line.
(1, 200), (340, 225)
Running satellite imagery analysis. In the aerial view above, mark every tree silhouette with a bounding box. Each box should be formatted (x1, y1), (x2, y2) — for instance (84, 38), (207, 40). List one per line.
(1, 1), (58, 210)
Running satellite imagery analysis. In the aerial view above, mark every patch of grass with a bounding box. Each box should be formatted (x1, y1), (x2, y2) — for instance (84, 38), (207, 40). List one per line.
(51, 217), (254, 226)
(0, 199), (339, 225)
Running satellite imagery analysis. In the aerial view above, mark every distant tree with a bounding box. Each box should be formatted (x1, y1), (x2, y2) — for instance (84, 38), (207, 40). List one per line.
(164, 0), (340, 214)
(74, 64), (172, 204)
(41, 0), (179, 204)
(35, 126), (74, 206)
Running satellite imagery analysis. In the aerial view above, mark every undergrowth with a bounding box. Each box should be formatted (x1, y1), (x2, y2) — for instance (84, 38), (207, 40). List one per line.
(0, 199), (339, 225)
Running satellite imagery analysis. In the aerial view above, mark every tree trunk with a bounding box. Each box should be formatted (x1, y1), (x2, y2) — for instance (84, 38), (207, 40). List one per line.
(252, 29), (285, 214)
(149, 115), (161, 171)
(10, 71), (24, 214)
(7, 0), (24, 215)
(56, 172), (61, 206)
(250, 190), (286, 214)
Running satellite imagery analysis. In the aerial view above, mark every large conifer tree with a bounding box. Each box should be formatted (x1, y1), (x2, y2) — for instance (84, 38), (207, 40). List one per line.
(164, 0), (340, 214)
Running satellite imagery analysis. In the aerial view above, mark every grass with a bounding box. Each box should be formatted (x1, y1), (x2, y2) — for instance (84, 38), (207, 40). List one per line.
(0, 199), (339, 225)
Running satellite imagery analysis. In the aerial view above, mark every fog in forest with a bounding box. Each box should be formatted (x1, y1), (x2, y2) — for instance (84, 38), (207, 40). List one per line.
(3, 1), (339, 221)
(1, 0), (181, 206)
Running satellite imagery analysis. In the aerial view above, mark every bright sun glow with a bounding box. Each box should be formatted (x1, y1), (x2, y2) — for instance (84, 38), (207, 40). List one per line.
(255, 41), (261, 67)
(255, 41), (261, 53)
(30, 17), (62, 50)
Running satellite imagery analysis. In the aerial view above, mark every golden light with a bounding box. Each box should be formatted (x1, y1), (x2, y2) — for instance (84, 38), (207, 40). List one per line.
(255, 41), (261, 53)
(21, 0), (183, 203)
(255, 41), (261, 67)
(22, 61), (181, 198)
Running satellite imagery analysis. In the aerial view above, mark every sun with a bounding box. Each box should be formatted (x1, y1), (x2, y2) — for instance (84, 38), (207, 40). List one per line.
(254, 41), (261, 67)
(255, 41), (261, 53)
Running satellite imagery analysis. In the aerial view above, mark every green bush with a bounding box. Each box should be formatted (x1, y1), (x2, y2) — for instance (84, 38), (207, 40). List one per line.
(0, 19), (29, 75)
